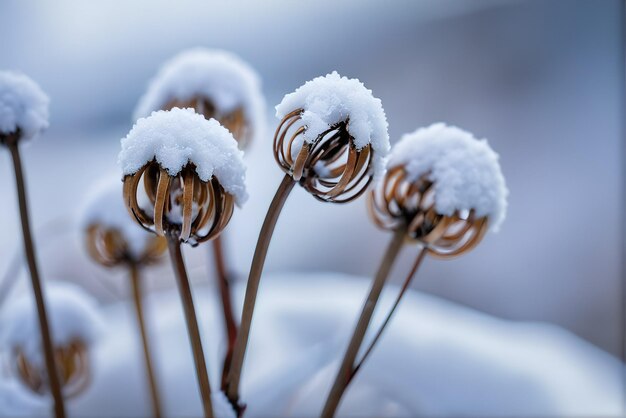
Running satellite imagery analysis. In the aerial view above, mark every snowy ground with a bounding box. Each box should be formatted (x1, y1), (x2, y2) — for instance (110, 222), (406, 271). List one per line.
(2, 273), (624, 417)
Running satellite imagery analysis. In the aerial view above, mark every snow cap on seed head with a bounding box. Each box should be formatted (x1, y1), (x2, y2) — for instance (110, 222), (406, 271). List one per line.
(388, 122), (508, 232)
(118, 107), (248, 206)
(0, 71), (49, 141)
(275, 71), (390, 179)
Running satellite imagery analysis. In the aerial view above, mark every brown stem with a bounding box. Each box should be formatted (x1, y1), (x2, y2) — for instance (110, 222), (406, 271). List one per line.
(167, 236), (214, 418)
(129, 264), (163, 418)
(349, 246), (427, 381)
(225, 174), (295, 408)
(212, 235), (239, 391)
(7, 140), (65, 418)
(321, 227), (406, 418)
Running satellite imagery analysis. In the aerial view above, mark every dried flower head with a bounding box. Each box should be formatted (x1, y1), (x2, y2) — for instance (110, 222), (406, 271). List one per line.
(0, 71), (49, 144)
(81, 179), (166, 267)
(0, 283), (103, 398)
(370, 123), (508, 258)
(134, 48), (266, 149)
(119, 108), (247, 245)
(274, 72), (390, 203)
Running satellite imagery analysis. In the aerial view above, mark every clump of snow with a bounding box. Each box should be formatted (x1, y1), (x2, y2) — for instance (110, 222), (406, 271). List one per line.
(212, 391), (236, 418)
(0, 71), (49, 141)
(134, 47), (265, 141)
(79, 177), (153, 258)
(388, 123), (508, 231)
(275, 71), (390, 178)
(0, 282), (104, 369)
(118, 107), (248, 206)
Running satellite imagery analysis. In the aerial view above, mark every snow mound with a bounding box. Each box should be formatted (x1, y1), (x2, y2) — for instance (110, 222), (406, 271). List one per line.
(133, 48), (265, 141)
(118, 108), (248, 206)
(275, 71), (390, 179)
(0, 71), (49, 141)
(79, 177), (153, 258)
(388, 123), (508, 231)
(0, 282), (104, 369)
(212, 391), (236, 418)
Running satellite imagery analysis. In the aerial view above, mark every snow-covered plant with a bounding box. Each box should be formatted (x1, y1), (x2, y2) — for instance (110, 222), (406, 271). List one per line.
(134, 47), (265, 150)
(0, 71), (66, 417)
(225, 71), (390, 411)
(80, 178), (166, 417)
(322, 123), (509, 417)
(119, 107), (248, 418)
(0, 282), (103, 400)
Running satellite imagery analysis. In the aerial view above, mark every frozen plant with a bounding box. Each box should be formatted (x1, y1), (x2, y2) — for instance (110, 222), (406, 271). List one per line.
(0, 70), (65, 418)
(134, 48), (266, 388)
(119, 107), (248, 418)
(81, 178), (166, 417)
(321, 123), (509, 416)
(225, 72), (390, 412)
(0, 282), (104, 400)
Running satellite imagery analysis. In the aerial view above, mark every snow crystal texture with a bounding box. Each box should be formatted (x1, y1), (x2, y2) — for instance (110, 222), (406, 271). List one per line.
(0, 71), (49, 141)
(0, 282), (104, 369)
(388, 123), (508, 231)
(80, 177), (153, 258)
(275, 71), (390, 179)
(134, 48), (265, 141)
(118, 108), (248, 206)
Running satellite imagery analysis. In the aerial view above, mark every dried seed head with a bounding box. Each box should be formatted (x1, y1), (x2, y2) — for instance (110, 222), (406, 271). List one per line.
(86, 223), (166, 267)
(13, 340), (90, 399)
(370, 166), (488, 258)
(0, 71), (49, 143)
(273, 72), (390, 203)
(118, 108), (247, 245)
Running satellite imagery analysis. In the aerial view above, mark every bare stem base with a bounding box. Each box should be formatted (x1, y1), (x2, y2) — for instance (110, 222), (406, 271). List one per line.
(167, 236), (214, 418)
(130, 264), (163, 418)
(321, 228), (407, 418)
(7, 139), (65, 418)
(225, 174), (295, 409)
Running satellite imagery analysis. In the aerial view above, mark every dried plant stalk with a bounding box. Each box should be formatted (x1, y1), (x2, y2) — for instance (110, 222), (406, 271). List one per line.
(3, 133), (65, 418)
(130, 264), (163, 418)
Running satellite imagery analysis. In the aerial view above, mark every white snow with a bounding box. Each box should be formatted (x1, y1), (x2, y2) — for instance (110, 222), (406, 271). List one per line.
(0, 380), (47, 417)
(275, 71), (390, 179)
(388, 123), (508, 231)
(0, 71), (49, 141)
(79, 177), (154, 259)
(0, 282), (104, 369)
(118, 107), (248, 206)
(133, 48), (265, 143)
(212, 391), (236, 418)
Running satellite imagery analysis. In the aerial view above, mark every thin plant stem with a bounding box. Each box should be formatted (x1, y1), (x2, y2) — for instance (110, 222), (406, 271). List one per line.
(321, 227), (406, 418)
(349, 247), (427, 381)
(211, 235), (238, 391)
(129, 264), (163, 418)
(167, 235), (214, 418)
(225, 174), (295, 407)
(7, 140), (65, 418)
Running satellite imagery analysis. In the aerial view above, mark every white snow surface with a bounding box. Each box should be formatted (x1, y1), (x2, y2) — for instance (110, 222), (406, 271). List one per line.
(388, 123), (508, 231)
(79, 177), (154, 259)
(0, 380), (47, 417)
(275, 71), (390, 179)
(133, 47), (266, 141)
(0, 71), (49, 141)
(0, 282), (104, 369)
(212, 391), (236, 418)
(56, 273), (623, 418)
(118, 108), (248, 206)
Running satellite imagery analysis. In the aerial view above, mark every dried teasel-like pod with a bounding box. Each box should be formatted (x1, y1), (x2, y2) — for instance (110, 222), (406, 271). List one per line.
(13, 340), (90, 399)
(273, 72), (389, 203)
(370, 166), (488, 258)
(134, 47), (266, 150)
(119, 109), (247, 245)
(0, 283), (104, 400)
(369, 122), (507, 258)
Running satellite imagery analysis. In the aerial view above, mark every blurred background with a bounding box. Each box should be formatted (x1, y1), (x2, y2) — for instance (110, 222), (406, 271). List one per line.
(0, 0), (623, 363)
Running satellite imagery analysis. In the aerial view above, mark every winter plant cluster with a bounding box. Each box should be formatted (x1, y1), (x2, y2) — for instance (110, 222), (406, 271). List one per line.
(0, 48), (508, 418)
